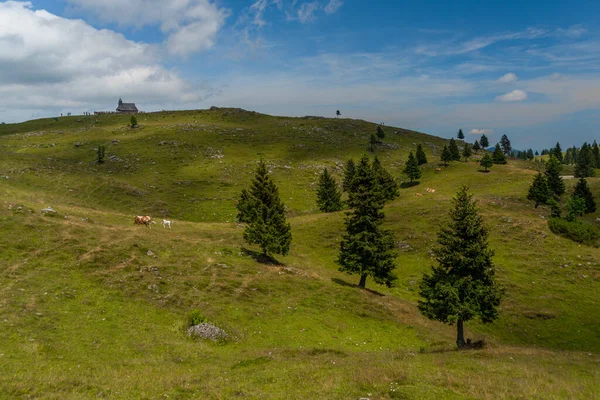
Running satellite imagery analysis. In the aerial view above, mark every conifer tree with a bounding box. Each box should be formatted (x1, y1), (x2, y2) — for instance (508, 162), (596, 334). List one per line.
(369, 134), (378, 152)
(342, 159), (356, 193)
(473, 140), (481, 153)
(566, 196), (586, 222)
(480, 134), (489, 149)
(564, 149), (573, 165)
(418, 186), (502, 348)
(449, 138), (461, 161)
(403, 151), (421, 183)
(500, 134), (512, 156)
(317, 168), (343, 212)
(526, 149), (534, 160)
(527, 173), (550, 208)
(372, 157), (399, 201)
(480, 153), (493, 172)
(545, 155), (565, 198)
(572, 178), (596, 214)
(441, 145), (452, 166)
(376, 125), (385, 140)
(457, 129), (464, 139)
(239, 161), (292, 257)
(462, 143), (472, 161)
(416, 144), (428, 165)
(492, 143), (507, 164)
(535, 150), (539, 156)
(338, 155), (397, 288)
(552, 142), (563, 163)
(592, 140), (600, 168)
(547, 198), (561, 218)
(575, 143), (596, 178)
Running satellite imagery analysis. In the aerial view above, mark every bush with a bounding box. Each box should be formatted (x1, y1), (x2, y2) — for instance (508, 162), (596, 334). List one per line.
(187, 310), (206, 327)
(548, 217), (600, 246)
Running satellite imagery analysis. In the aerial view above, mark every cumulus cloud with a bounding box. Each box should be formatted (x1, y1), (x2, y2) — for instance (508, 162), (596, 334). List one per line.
(65, 0), (230, 55)
(497, 72), (518, 83)
(297, 2), (320, 23)
(0, 1), (206, 122)
(324, 0), (343, 14)
(469, 129), (493, 135)
(496, 89), (528, 102)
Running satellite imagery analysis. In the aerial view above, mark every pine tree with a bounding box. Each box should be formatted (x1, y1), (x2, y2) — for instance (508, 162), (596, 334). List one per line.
(575, 143), (596, 178)
(500, 134), (512, 156)
(342, 159), (356, 193)
(480, 134), (489, 149)
(545, 155), (565, 198)
(236, 189), (255, 223)
(462, 143), (472, 162)
(403, 151), (421, 183)
(376, 125), (385, 140)
(449, 138), (461, 161)
(566, 196), (586, 222)
(418, 186), (502, 348)
(527, 173), (550, 208)
(592, 140), (600, 168)
(535, 150), (539, 156)
(372, 157), (399, 201)
(441, 145), (452, 166)
(547, 198), (561, 218)
(572, 178), (596, 214)
(416, 144), (428, 165)
(552, 142), (563, 163)
(526, 149), (534, 160)
(457, 129), (464, 139)
(492, 143), (507, 164)
(239, 161), (292, 257)
(369, 134), (378, 152)
(564, 149), (573, 165)
(473, 140), (481, 153)
(480, 153), (493, 172)
(338, 155), (397, 288)
(317, 168), (343, 212)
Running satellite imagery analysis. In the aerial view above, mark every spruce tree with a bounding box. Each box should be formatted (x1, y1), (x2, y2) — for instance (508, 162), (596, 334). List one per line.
(545, 155), (565, 198)
(480, 134), (489, 149)
(492, 143), (507, 164)
(572, 178), (596, 214)
(369, 134), (378, 152)
(592, 140), (600, 168)
(317, 168), (343, 212)
(372, 157), (399, 201)
(462, 143), (472, 162)
(239, 161), (292, 257)
(376, 125), (385, 140)
(552, 142), (563, 163)
(480, 153), (493, 172)
(342, 159), (356, 193)
(527, 173), (550, 208)
(535, 150), (539, 156)
(457, 129), (464, 139)
(526, 149), (534, 160)
(575, 143), (596, 178)
(564, 149), (573, 165)
(473, 140), (481, 153)
(403, 151), (421, 183)
(236, 189), (254, 223)
(418, 186), (502, 348)
(566, 196), (586, 221)
(500, 134), (512, 156)
(449, 138), (461, 161)
(441, 145), (452, 166)
(416, 144), (428, 165)
(338, 155), (397, 288)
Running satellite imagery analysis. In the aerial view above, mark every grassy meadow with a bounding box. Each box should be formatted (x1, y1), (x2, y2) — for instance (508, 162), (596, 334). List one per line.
(0, 108), (599, 399)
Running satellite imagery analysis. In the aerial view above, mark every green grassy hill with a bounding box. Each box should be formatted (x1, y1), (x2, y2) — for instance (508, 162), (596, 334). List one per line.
(0, 108), (599, 399)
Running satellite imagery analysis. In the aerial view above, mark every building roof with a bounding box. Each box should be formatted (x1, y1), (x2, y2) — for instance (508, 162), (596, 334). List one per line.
(117, 102), (138, 112)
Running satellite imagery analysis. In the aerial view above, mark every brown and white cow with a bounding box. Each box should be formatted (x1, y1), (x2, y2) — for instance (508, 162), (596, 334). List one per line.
(134, 215), (154, 228)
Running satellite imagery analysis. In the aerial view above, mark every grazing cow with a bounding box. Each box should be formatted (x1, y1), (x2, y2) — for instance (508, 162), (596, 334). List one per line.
(415, 193), (423, 197)
(435, 168), (441, 173)
(161, 219), (172, 229)
(134, 215), (154, 228)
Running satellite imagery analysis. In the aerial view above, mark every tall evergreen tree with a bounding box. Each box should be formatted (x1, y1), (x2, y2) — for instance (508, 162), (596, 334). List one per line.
(480, 153), (493, 172)
(449, 138), (461, 161)
(500, 134), (512, 156)
(403, 151), (421, 183)
(545, 155), (565, 198)
(575, 143), (596, 178)
(239, 161), (292, 256)
(592, 140), (600, 168)
(369, 134), (378, 153)
(565, 196), (586, 222)
(462, 143), (472, 162)
(480, 134), (489, 149)
(572, 178), (596, 214)
(526, 149), (534, 160)
(492, 143), (507, 164)
(564, 149), (573, 165)
(416, 144), (428, 165)
(418, 186), (502, 348)
(372, 156), (399, 201)
(552, 142), (563, 163)
(316, 168), (343, 212)
(535, 150), (539, 156)
(571, 146), (579, 165)
(376, 125), (385, 140)
(473, 140), (481, 153)
(457, 129), (465, 139)
(527, 173), (550, 208)
(441, 145), (452, 166)
(338, 155), (397, 289)
(342, 159), (356, 193)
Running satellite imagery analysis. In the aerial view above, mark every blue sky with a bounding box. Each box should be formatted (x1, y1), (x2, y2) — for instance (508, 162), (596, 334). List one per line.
(1, 0), (600, 149)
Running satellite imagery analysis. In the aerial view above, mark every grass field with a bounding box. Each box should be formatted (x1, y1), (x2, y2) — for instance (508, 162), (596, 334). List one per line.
(1, 108), (599, 399)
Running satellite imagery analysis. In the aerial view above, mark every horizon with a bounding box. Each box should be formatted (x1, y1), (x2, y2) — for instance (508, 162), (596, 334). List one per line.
(1, 0), (600, 149)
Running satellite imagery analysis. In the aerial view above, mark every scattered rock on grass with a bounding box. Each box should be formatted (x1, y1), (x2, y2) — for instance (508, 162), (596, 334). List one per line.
(188, 323), (228, 341)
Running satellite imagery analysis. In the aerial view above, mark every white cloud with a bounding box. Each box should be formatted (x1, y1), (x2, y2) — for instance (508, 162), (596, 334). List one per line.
(469, 129), (493, 135)
(324, 0), (343, 14)
(497, 72), (518, 83)
(297, 2), (320, 23)
(0, 1), (206, 122)
(65, 0), (230, 55)
(496, 89), (528, 102)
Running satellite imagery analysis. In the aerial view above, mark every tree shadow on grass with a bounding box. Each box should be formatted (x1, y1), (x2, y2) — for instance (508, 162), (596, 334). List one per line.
(241, 247), (285, 266)
(331, 278), (385, 296)
(400, 181), (420, 189)
(477, 170), (492, 173)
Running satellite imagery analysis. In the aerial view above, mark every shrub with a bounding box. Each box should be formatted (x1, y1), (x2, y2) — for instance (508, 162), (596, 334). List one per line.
(130, 115), (138, 128)
(187, 310), (206, 327)
(548, 218), (600, 246)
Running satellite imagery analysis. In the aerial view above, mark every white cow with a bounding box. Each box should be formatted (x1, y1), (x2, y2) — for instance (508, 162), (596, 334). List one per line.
(161, 219), (172, 229)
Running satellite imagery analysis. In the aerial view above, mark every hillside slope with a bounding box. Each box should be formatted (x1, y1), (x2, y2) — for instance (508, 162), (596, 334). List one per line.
(0, 109), (599, 399)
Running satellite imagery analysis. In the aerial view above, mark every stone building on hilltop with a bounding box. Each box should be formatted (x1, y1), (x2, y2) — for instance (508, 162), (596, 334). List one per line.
(116, 98), (138, 114)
